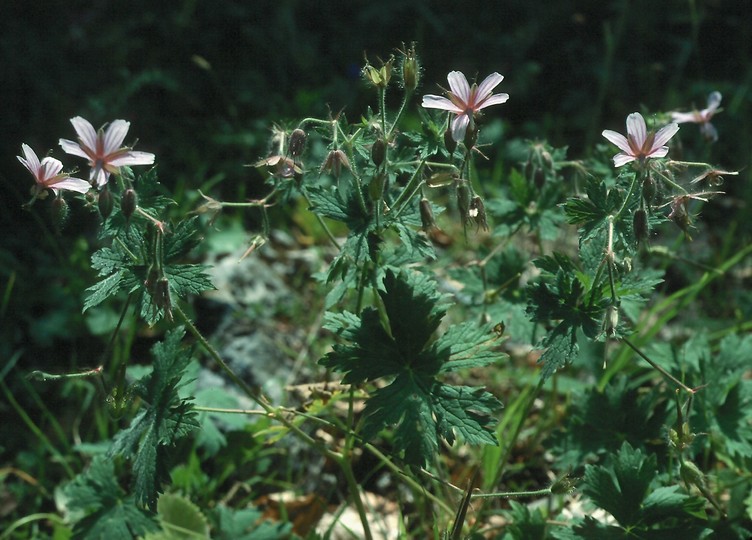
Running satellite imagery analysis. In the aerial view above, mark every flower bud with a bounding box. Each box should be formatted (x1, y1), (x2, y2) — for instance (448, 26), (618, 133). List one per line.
(550, 474), (577, 495)
(121, 188), (138, 221)
(98, 187), (114, 220)
(444, 128), (457, 154)
(400, 43), (420, 91)
(642, 176), (657, 206)
(419, 197), (436, 231)
(464, 121), (478, 149)
(534, 167), (546, 190)
(603, 304), (619, 338)
(371, 138), (386, 167)
(320, 149), (351, 177)
(368, 173), (387, 201)
(50, 195), (69, 232)
(680, 460), (705, 488)
(289, 128), (307, 158)
(469, 196), (488, 231)
(633, 209), (648, 243)
(154, 276), (173, 322)
(457, 181), (471, 224)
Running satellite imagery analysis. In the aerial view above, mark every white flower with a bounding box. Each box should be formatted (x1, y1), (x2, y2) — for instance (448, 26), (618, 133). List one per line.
(59, 117), (155, 188)
(422, 71), (509, 142)
(17, 144), (90, 197)
(602, 112), (679, 167)
(670, 91), (722, 142)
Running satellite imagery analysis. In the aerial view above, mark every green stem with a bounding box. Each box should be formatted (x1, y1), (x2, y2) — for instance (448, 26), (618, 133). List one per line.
(389, 160), (426, 219)
(387, 90), (413, 138)
(0, 513), (65, 540)
(621, 336), (694, 394)
(471, 487), (552, 499)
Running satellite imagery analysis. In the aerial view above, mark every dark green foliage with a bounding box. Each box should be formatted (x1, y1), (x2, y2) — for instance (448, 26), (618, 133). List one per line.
(212, 504), (293, 540)
(109, 328), (199, 509)
(60, 456), (157, 540)
(321, 269), (503, 467)
(502, 500), (548, 540)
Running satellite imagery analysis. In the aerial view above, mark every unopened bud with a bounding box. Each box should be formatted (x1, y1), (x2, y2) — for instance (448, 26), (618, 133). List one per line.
(457, 181), (471, 223)
(154, 276), (173, 322)
(444, 129), (457, 154)
(321, 149), (351, 177)
(121, 188), (138, 221)
(464, 122), (478, 149)
(603, 304), (619, 338)
(419, 198), (436, 231)
(400, 43), (420, 91)
(541, 150), (553, 170)
(633, 209), (648, 243)
(680, 460), (705, 488)
(534, 167), (546, 189)
(371, 138), (386, 167)
(550, 474), (577, 495)
(98, 187), (114, 220)
(642, 176), (657, 206)
(368, 173), (387, 201)
(289, 129), (307, 158)
(50, 195), (69, 232)
(469, 196), (488, 231)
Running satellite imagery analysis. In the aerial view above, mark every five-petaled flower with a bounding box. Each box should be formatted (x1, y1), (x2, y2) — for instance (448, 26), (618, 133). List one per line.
(59, 117), (155, 188)
(602, 112), (679, 168)
(670, 91), (722, 142)
(422, 71), (509, 143)
(17, 144), (90, 199)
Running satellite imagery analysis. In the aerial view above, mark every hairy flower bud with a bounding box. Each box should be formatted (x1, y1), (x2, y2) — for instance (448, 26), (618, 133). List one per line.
(457, 181), (471, 224)
(444, 128), (457, 154)
(368, 173), (387, 201)
(400, 43), (420, 91)
(642, 176), (657, 206)
(50, 195), (69, 232)
(98, 187), (114, 220)
(534, 167), (546, 190)
(464, 121), (478, 149)
(320, 149), (351, 177)
(419, 197), (436, 231)
(633, 209), (649, 243)
(154, 276), (173, 322)
(289, 128), (307, 158)
(371, 138), (386, 167)
(121, 188), (138, 221)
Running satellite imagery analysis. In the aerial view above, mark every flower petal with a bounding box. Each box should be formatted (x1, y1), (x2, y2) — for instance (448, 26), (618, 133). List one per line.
(40, 156), (64, 179)
(701, 122), (718, 142)
(602, 130), (632, 154)
(706, 91), (722, 112)
(447, 71), (470, 104)
(613, 153), (636, 167)
(648, 146), (669, 158)
(651, 122), (679, 151)
(50, 177), (91, 194)
(451, 113), (470, 143)
(670, 111), (697, 124)
(92, 168), (109, 188)
(422, 94), (462, 112)
(59, 138), (91, 160)
(476, 92), (509, 110)
(626, 113), (647, 147)
(18, 144), (41, 176)
(103, 120), (130, 154)
(70, 117), (98, 152)
(475, 72), (504, 101)
(108, 151), (156, 167)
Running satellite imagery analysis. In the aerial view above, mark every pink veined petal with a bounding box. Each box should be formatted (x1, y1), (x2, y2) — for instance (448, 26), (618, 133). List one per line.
(670, 111), (697, 124)
(476, 92), (509, 110)
(59, 138), (91, 160)
(108, 151), (156, 167)
(613, 153), (636, 167)
(601, 130), (632, 154)
(626, 113), (647, 147)
(451, 113), (470, 143)
(422, 94), (463, 112)
(40, 156), (64, 179)
(447, 71), (471, 104)
(50, 177), (91, 194)
(474, 72), (504, 101)
(19, 144), (42, 175)
(706, 91), (722, 113)
(103, 120), (131, 154)
(651, 122), (679, 151)
(70, 117), (98, 152)
(92, 168), (109, 188)
(648, 146), (669, 158)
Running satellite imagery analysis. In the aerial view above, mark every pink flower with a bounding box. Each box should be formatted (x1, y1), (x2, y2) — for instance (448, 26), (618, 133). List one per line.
(422, 71), (509, 143)
(17, 144), (91, 198)
(59, 117), (155, 188)
(602, 112), (679, 168)
(670, 91), (722, 142)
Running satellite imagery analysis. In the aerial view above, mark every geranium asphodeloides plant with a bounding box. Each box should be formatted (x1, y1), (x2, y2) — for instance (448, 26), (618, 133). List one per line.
(422, 71), (509, 143)
(59, 117), (155, 188)
(602, 112), (679, 168)
(671, 91), (722, 142)
(17, 143), (91, 202)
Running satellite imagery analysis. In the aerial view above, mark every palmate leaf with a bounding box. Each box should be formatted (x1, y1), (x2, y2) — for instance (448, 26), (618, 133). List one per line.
(109, 328), (199, 510)
(60, 455), (157, 540)
(321, 269), (503, 467)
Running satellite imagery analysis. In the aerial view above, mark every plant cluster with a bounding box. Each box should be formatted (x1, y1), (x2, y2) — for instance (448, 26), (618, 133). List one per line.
(4, 42), (751, 539)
